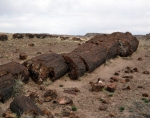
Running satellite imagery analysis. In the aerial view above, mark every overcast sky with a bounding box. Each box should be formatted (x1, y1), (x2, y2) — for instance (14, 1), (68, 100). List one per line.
(0, 0), (150, 35)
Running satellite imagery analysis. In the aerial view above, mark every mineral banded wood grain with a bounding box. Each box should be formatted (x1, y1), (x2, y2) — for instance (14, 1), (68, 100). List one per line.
(23, 52), (69, 83)
(0, 73), (15, 103)
(10, 95), (43, 117)
(62, 53), (86, 80)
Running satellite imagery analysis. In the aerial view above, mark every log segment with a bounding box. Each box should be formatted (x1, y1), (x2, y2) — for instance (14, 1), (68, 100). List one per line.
(10, 95), (43, 117)
(23, 52), (69, 83)
(0, 62), (29, 102)
(0, 73), (15, 103)
(62, 53), (86, 80)
(0, 62), (29, 83)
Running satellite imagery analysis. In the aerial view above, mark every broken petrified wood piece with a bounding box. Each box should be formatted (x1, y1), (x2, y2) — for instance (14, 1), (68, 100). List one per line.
(62, 53), (86, 80)
(0, 73), (15, 103)
(0, 62), (29, 83)
(44, 89), (58, 102)
(56, 96), (73, 105)
(10, 95), (43, 117)
(23, 52), (69, 83)
(90, 78), (106, 92)
(76, 43), (107, 72)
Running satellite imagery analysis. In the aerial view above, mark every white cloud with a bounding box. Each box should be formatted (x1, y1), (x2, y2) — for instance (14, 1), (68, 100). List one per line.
(0, 0), (150, 35)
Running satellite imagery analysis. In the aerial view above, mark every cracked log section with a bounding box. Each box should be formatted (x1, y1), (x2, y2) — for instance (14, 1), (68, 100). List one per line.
(23, 52), (69, 84)
(10, 95), (43, 117)
(63, 32), (139, 80)
(0, 62), (30, 103)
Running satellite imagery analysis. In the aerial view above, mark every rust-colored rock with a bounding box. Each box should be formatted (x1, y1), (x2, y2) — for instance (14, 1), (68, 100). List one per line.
(143, 70), (150, 74)
(99, 105), (107, 111)
(63, 87), (80, 95)
(44, 89), (58, 101)
(110, 76), (119, 82)
(106, 83), (117, 92)
(19, 53), (27, 60)
(28, 43), (34, 46)
(142, 93), (149, 97)
(57, 96), (73, 105)
(90, 78), (105, 92)
(10, 95), (43, 117)
(0, 34), (8, 41)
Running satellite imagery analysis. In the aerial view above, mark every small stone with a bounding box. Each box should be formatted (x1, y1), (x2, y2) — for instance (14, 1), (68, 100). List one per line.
(106, 83), (117, 92)
(90, 78), (105, 92)
(43, 109), (54, 118)
(2, 111), (17, 118)
(28, 43), (34, 46)
(143, 71), (150, 74)
(37, 99), (43, 104)
(39, 86), (46, 91)
(0, 55), (3, 58)
(44, 89), (57, 99)
(99, 105), (107, 111)
(114, 72), (120, 76)
(137, 86), (144, 88)
(142, 93), (149, 97)
(137, 57), (142, 61)
(122, 75), (133, 79)
(44, 97), (52, 102)
(133, 68), (139, 72)
(109, 112), (115, 117)
(29, 92), (39, 100)
(57, 96), (73, 105)
(110, 76), (119, 82)
(19, 53), (27, 60)
(37, 52), (42, 54)
(122, 84), (131, 90)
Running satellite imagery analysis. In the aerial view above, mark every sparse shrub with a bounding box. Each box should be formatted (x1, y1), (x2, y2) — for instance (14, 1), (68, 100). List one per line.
(43, 79), (52, 86)
(59, 84), (64, 87)
(144, 100), (149, 103)
(119, 107), (125, 112)
(72, 106), (77, 111)
(13, 78), (25, 97)
(141, 98), (146, 101)
(108, 94), (113, 97)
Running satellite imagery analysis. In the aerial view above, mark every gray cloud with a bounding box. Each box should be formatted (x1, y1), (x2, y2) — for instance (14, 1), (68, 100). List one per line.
(0, 0), (150, 35)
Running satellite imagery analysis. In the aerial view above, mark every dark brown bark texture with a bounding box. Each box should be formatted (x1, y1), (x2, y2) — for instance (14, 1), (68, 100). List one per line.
(62, 53), (86, 80)
(0, 62), (29, 102)
(62, 32), (139, 80)
(0, 34), (8, 41)
(0, 62), (29, 83)
(23, 52), (69, 83)
(0, 73), (15, 103)
(10, 95), (43, 117)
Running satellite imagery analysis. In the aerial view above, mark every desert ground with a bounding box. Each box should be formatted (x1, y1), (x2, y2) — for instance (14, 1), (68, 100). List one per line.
(0, 33), (150, 118)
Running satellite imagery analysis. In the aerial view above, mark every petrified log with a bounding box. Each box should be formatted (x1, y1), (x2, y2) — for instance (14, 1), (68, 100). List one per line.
(0, 62), (29, 83)
(78, 44), (107, 72)
(13, 33), (24, 39)
(62, 53), (86, 80)
(0, 73), (15, 103)
(0, 34), (8, 41)
(111, 32), (139, 54)
(26, 33), (34, 38)
(23, 52), (69, 83)
(10, 95), (43, 117)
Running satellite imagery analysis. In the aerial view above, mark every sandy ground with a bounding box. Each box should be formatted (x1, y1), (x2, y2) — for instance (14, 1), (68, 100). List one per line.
(0, 34), (150, 118)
